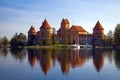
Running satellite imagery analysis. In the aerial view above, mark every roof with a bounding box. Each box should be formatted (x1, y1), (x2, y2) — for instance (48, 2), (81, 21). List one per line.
(93, 21), (104, 30)
(69, 25), (86, 32)
(40, 19), (51, 29)
(28, 25), (36, 33)
(61, 18), (69, 24)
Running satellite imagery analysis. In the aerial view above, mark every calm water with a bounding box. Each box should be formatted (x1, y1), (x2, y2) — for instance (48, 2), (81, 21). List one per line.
(0, 48), (120, 80)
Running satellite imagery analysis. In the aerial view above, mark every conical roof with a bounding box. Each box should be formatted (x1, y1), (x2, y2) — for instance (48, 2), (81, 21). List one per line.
(93, 21), (104, 30)
(40, 19), (51, 29)
(28, 25), (36, 33)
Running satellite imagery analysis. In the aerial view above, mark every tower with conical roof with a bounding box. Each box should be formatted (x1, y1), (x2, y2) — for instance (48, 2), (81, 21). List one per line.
(92, 21), (104, 46)
(57, 18), (70, 44)
(36, 19), (52, 42)
(93, 21), (104, 40)
(28, 25), (36, 45)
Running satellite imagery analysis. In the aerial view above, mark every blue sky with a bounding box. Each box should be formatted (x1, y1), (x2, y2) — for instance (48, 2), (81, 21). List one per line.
(0, 0), (120, 39)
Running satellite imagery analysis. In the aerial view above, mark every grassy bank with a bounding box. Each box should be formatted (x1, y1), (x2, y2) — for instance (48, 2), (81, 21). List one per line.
(14, 44), (73, 49)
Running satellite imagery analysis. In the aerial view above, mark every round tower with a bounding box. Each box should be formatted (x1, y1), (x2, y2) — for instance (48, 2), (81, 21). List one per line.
(28, 25), (36, 45)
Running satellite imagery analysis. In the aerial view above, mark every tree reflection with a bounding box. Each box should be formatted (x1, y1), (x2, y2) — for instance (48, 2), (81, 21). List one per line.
(0, 48), (9, 58)
(114, 49), (120, 70)
(93, 49), (104, 72)
(10, 48), (27, 63)
(52, 49), (59, 67)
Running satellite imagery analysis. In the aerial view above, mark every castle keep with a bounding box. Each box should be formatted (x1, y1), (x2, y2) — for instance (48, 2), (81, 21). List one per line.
(28, 18), (104, 46)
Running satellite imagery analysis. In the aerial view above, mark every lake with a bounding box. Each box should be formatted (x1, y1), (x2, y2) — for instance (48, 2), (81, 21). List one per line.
(0, 48), (120, 80)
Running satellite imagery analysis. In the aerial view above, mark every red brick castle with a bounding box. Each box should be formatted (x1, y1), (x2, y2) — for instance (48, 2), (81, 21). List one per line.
(28, 18), (104, 46)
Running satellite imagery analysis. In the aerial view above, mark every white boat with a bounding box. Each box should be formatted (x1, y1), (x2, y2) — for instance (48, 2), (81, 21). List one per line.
(72, 44), (80, 49)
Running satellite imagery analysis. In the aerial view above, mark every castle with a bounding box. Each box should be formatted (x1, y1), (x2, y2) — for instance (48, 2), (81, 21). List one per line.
(28, 18), (104, 46)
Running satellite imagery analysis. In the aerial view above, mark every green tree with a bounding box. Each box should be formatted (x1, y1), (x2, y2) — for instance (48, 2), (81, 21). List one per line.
(10, 33), (27, 46)
(43, 37), (52, 45)
(52, 27), (56, 45)
(1, 36), (9, 46)
(42, 30), (52, 45)
(104, 35), (109, 44)
(114, 24), (120, 44)
(107, 30), (114, 46)
(0, 38), (2, 47)
(18, 33), (27, 46)
(63, 28), (69, 47)
(10, 33), (19, 46)
(52, 27), (59, 45)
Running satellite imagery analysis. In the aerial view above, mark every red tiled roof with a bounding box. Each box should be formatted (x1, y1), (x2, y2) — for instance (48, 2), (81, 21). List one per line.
(69, 25), (86, 32)
(28, 25), (36, 33)
(40, 19), (51, 29)
(93, 21), (104, 30)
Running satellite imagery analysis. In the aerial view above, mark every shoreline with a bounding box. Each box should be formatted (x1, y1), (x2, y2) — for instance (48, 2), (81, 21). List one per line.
(0, 44), (120, 49)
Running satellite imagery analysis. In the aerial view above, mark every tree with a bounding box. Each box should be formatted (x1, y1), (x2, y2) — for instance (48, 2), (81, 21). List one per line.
(1, 36), (9, 46)
(42, 29), (52, 45)
(108, 30), (113, 39)
(10, 33), (19, 46)
(114, 24), (120, 44)
(0, 38), (2, 47)
(10, 33), (27, 46)
(107, 30), (113, 46)
(52, 27), (56, 45)
(17, 33), (27, 46)
(52, 27), (59, 45)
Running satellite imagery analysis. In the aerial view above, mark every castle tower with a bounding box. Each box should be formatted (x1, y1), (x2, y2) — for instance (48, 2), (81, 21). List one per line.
(36, 19), (52, 41)
(61, 18), (70, 30)
(93, 21), (104, 40)
(28, 25), (36, 45)
(57, 18), (70, 44)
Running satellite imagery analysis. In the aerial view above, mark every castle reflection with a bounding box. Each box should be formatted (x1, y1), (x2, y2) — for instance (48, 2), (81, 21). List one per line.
(93, 49), (104, 72)
(27, 48), (104, 75)
(28, 49), (53, 75)
(1, 48), (120, 77)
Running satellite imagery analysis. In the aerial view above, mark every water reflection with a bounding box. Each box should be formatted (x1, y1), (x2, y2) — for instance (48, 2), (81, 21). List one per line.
(0, 48), (9, 58)
(1, 48), (120, 75)
(28, 49), (53, 75)
(28, 49), (36, 67)
(93, 49), (104, 72)
(27, 48), (104, 75)
(10, 48), (27, 62)
(114, 49), (120, 70)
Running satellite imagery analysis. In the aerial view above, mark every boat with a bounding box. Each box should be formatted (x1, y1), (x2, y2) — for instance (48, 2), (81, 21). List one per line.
(72, 44), (80, 49)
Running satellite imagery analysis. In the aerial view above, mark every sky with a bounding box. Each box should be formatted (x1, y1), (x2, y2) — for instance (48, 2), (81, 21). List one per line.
(0, 0), (120, 39)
